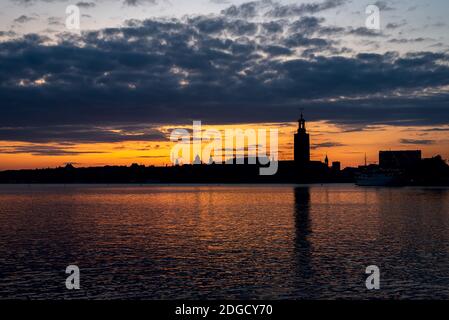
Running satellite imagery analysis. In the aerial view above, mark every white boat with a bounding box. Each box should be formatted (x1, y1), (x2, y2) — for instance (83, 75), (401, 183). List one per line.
(356, 172), (400, 186)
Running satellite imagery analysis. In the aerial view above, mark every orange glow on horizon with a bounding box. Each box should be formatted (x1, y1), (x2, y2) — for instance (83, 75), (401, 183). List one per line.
(1, 122), (448, 171)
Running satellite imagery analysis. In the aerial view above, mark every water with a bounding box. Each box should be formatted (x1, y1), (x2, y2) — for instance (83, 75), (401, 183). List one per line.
(0, 184), (448, 300)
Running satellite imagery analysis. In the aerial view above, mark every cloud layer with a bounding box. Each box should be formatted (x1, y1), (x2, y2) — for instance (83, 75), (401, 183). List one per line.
(1, 0), (449, 144)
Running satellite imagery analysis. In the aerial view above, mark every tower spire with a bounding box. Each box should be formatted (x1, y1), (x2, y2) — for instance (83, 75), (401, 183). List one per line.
(298, 109), (306, 132)
(294, 109), (310, 167)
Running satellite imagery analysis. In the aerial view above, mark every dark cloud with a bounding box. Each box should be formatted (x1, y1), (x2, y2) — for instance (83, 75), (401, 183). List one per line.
(0, 1), (449, 145)
(348, 27), (384, 37)
(400, 139), (435, 145)
(374, 1), (395, 11)
(0, 31), (17, 37)
(47, 17), (63, 26)
(13, 15), (36, 23)
(289, 16), (324, 35)
(0, 125), (167, 143)
(221, 1), (265, 18)
(76, 1), (96, 9)
(0, 145), (107, 156)
(222, 0), (348, 18)
(123, 0), (158, 6)
(421, 128), (449, 132)
(266, 0), (348, 17)
(311, 142), (346, 149)
(386, 22), (406, 30)
(388, 38), (427, 44)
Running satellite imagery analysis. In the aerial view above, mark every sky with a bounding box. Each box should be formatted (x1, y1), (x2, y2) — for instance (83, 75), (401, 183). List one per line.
(0, 0), (449, 169)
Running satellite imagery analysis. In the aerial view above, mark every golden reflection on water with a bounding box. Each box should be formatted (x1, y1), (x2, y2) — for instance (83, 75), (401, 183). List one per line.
(0, 185), (448, 299)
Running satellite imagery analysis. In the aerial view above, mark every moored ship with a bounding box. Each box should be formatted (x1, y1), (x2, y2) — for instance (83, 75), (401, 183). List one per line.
(356, 171), (403, 187)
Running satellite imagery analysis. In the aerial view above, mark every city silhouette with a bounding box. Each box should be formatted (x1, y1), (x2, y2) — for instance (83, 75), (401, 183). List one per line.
(0, 114), (447, 185)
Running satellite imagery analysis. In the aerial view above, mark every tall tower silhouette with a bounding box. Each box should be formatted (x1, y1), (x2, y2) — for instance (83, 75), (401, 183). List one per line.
(294, 113), (310, 167)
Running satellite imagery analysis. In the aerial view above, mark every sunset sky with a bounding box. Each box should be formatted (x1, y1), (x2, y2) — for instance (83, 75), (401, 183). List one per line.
(1, 0), (449, 170)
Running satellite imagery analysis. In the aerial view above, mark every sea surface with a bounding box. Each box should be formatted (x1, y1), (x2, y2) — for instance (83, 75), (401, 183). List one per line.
(0, 184), (448, 300)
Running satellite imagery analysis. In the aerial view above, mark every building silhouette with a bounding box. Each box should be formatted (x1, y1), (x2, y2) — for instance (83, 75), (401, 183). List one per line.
(379, 150), (421, 170)
(0, 113), (447, 185)
(294, 113), (310, 167)
(332, 161), (341, 172)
